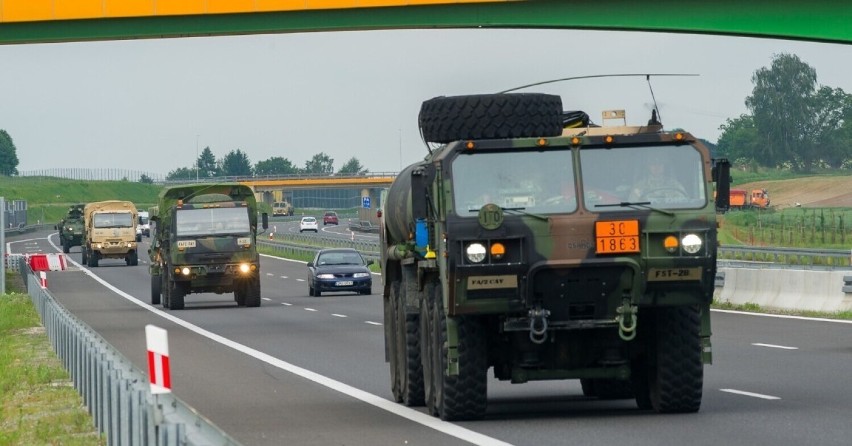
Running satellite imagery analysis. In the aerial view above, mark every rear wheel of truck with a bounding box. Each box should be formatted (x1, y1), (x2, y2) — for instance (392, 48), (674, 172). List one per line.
(418, 93), (564, 144)
(88, 252), (99, 268)
(386, 281), (403, 403)
(394, 279), (424, 406)
(127, 251), (139, 266)
(150, 274), (161, 305)
(62, 240), (70, 254)
(431, 291), (488, 421)
(81, 248), (88, 265)
(421, 282), (438, 415)
(648, 306), (703, 413)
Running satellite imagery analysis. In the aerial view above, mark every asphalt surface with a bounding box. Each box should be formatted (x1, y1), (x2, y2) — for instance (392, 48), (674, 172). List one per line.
(6, 229), (852, 446)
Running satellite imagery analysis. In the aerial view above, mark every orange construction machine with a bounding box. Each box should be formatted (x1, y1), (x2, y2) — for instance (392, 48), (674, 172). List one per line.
(729, 188), (770, 209)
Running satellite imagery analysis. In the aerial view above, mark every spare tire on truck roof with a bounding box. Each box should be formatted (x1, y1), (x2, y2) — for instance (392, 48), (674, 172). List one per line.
(418, 93), (564, 144)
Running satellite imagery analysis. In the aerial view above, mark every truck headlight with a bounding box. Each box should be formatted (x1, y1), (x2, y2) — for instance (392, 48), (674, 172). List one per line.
(181, 267), (191, 276)
(681, 234), (702, 254)
(239, 263), (251, 273)
(465, 243), (486, 263)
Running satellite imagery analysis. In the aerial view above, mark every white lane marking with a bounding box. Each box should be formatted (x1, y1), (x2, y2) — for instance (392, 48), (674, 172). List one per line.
(280, 276), (288, 279)
(331, 314), (347, 318)
(266, 273), (275, 277)
(305, 308), (317, 312)
(712, 309), (852, 324)
(296, 279), (305, 282)
(720, 389), (781, 400)
(262, 298), (272, 302)
(281, 303), (292, 306)
(365, 321), (382, 326)
(62, 249), (512, 446)
(752, 343), (798, 350)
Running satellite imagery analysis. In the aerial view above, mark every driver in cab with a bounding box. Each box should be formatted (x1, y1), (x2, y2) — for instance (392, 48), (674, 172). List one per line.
(628, 157), (686, 202)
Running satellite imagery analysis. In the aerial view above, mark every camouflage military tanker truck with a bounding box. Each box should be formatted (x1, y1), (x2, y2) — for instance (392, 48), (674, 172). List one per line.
(148, 183), (268, 310)
(56, 203), (85, 253)
(381, 93), (731, 420)
(81, 200), (139, 267)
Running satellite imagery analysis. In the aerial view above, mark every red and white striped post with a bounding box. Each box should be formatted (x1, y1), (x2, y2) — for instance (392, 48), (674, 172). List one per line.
(145, 325), (171, 394)
(39, 271), (47, 288)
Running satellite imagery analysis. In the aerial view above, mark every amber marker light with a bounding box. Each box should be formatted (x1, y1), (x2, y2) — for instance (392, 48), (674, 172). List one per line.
(465, 141), (476, 150)
(536, 138), (548, 147)
(490, 242), (506, 260)
(571, 136), (581, 146)
(674, 133), (685, 141)
(604, 135), (615, 144)
(663, 235), (679, 253)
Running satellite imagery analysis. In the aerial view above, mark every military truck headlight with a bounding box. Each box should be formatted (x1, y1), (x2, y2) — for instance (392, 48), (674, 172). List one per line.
(181, 267), (191, 276)
(682, 234), (702, 254)
(239, 263), (250, 273)
(466, 243), (487, 263)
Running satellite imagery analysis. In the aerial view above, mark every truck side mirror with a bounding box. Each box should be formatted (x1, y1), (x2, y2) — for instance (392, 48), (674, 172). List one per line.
(261, 212), (269, 230)
(712, 158), (731, 212)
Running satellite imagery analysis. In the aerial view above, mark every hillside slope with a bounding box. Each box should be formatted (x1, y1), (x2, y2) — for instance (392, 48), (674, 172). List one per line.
(739, 176), (852, 209)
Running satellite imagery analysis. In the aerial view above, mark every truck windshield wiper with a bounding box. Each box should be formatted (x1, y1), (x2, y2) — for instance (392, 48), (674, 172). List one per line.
(469, 206), (548, 221)
(595, 202), (674, 216)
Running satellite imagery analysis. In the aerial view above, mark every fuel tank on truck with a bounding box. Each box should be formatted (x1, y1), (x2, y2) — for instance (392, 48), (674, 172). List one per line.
(384, 161), (429, 245)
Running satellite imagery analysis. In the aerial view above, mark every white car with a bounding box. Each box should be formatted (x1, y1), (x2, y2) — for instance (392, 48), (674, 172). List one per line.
(299, 216), (319, 233)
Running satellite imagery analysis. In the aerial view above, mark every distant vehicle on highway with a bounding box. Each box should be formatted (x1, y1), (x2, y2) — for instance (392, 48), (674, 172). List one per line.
(299, 216), (319, 233)
(348, 220), (379, 233)
(323, 211), (339, 226)
(306, 248), (373, 296)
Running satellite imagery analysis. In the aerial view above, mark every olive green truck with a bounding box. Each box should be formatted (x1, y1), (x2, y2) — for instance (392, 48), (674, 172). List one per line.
(148, 183), (268, 310)
(381, 93), (731, 420)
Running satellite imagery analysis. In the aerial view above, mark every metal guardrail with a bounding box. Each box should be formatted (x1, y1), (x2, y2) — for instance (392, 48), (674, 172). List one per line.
(718, 245), (852, 268)
(20, 261), (240, 446)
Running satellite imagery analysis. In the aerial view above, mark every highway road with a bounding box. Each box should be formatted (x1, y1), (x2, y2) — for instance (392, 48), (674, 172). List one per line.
(7, 229), (852, 446)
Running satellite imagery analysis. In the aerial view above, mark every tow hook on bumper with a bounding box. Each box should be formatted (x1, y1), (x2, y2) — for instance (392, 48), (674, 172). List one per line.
(528, 306), (551, 344)
(616, 297), (638, 341)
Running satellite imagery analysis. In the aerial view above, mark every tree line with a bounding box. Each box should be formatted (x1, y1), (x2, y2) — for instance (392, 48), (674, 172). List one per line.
(157, 148), (369, 183)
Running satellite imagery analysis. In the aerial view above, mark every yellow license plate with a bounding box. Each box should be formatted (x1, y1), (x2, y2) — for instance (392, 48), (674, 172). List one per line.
(595, 220), (640, 254)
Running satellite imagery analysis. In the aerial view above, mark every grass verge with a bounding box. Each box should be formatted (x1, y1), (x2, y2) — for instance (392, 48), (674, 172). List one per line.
(0, 273), (105, 445)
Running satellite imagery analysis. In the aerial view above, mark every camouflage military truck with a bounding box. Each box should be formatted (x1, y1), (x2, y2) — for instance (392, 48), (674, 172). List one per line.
(272, 201), (293, 216)
(148, 183), (268, 310)
(56, 203), (85, 253)
(81, 200), (139, 267)
(381, 93), (731, 420)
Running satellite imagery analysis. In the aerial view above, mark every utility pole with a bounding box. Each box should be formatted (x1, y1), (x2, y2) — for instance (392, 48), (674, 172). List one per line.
(196, 135), (199, 181)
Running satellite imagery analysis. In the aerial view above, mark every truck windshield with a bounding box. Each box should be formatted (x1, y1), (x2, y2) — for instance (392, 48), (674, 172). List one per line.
(452, 149), (577, 215)
(93, 212), (134, 228)
(175, 207), (251, 236)
(579, 145), (707, 211)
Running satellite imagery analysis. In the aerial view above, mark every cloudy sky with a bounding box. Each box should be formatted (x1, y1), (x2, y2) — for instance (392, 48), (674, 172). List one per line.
(1, 28), (850, 178)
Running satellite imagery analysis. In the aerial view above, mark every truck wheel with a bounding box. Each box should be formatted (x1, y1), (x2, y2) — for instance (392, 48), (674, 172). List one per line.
(169, 281), (186, 310)
(648, 306), (703, 413)
(244, 277), (261, 307)
(395, 280), (424, 406)
(128, 251), (139, 266)
(161, 274), (171, 309)
(421, 282), (437, 415)
(418, 93), (564, 144)
(432, 292), (488, 421)
(235, 286), (247, 306)
(386, 281), (403, 403)
(62, 240), (70, 254)
(150, 274), (161, 305)
(88, 252), (98, 268)
(81, 248), (88, 265)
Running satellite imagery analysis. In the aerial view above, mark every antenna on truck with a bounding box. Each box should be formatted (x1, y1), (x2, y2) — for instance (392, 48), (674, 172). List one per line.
(496, 73), (698, 94)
